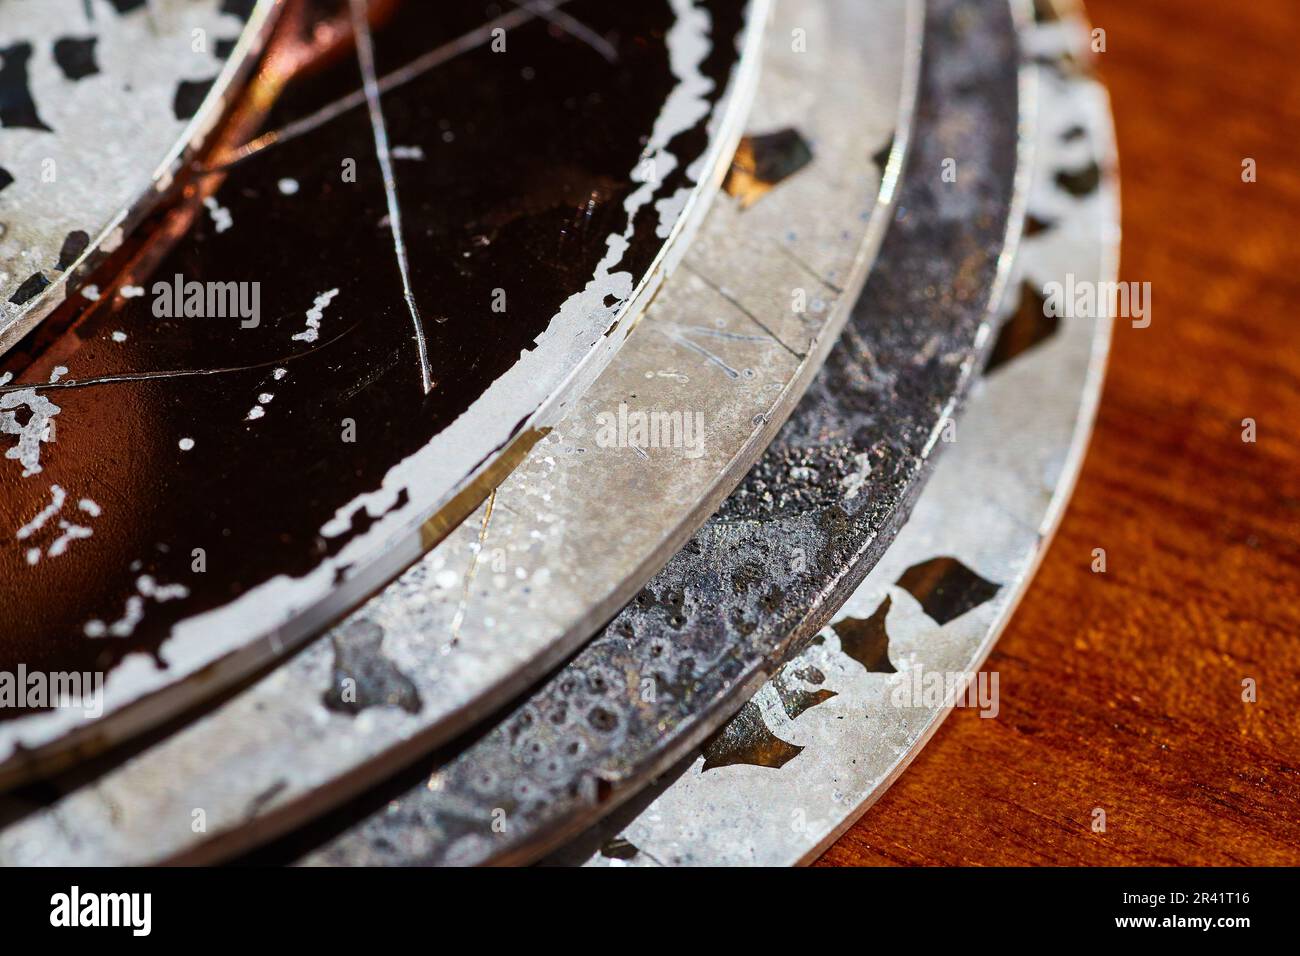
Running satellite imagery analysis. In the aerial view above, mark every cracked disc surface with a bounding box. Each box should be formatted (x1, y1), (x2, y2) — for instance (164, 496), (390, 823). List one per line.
(0, 0), (921, 865)
(284, 0), (1028, 867)
(0, 0), (765, 783)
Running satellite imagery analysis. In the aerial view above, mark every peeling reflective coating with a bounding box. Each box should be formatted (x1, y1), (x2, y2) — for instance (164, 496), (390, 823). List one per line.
(0, 0), (276, 353)
(570, 6), (1119, 864)
(298, 0), (1026, 868)
(0, 0), (913, 865)
(0, 0), (760, 776)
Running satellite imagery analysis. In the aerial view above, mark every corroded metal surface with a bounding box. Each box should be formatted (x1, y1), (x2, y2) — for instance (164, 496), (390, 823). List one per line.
(0, 0), (276, 353)
(569, 2), (1120, 866)
(0, 0), (765, 784)
(0, 0), (918, 863)
(299, 0), (1029, 867)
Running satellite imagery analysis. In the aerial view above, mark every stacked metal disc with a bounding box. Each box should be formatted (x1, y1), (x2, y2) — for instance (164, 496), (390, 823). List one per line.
(0, 0), (1118, 866)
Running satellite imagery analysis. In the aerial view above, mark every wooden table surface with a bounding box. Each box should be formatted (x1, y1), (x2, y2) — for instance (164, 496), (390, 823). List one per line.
(819, 0), (1300, 866)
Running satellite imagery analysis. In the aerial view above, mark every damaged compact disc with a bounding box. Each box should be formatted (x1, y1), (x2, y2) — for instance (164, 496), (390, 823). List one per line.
(0, 0), (765, 781)
(0, 0), (1125, 871)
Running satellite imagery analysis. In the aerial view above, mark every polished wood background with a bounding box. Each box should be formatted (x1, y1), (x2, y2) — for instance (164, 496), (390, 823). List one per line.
(820, 0), (1300, 866)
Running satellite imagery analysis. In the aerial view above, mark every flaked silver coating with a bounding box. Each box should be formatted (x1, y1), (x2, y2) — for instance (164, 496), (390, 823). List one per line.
(568, 0), (1121, 867)
(0, 0), (767, 787)
(0, 0), (916, 865)
(302, 0), (1029, 867)
(0, 0), (276, 354)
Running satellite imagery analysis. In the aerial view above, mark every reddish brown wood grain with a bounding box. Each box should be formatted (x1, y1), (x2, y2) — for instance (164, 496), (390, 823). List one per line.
(818, 0), (1300, 866)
